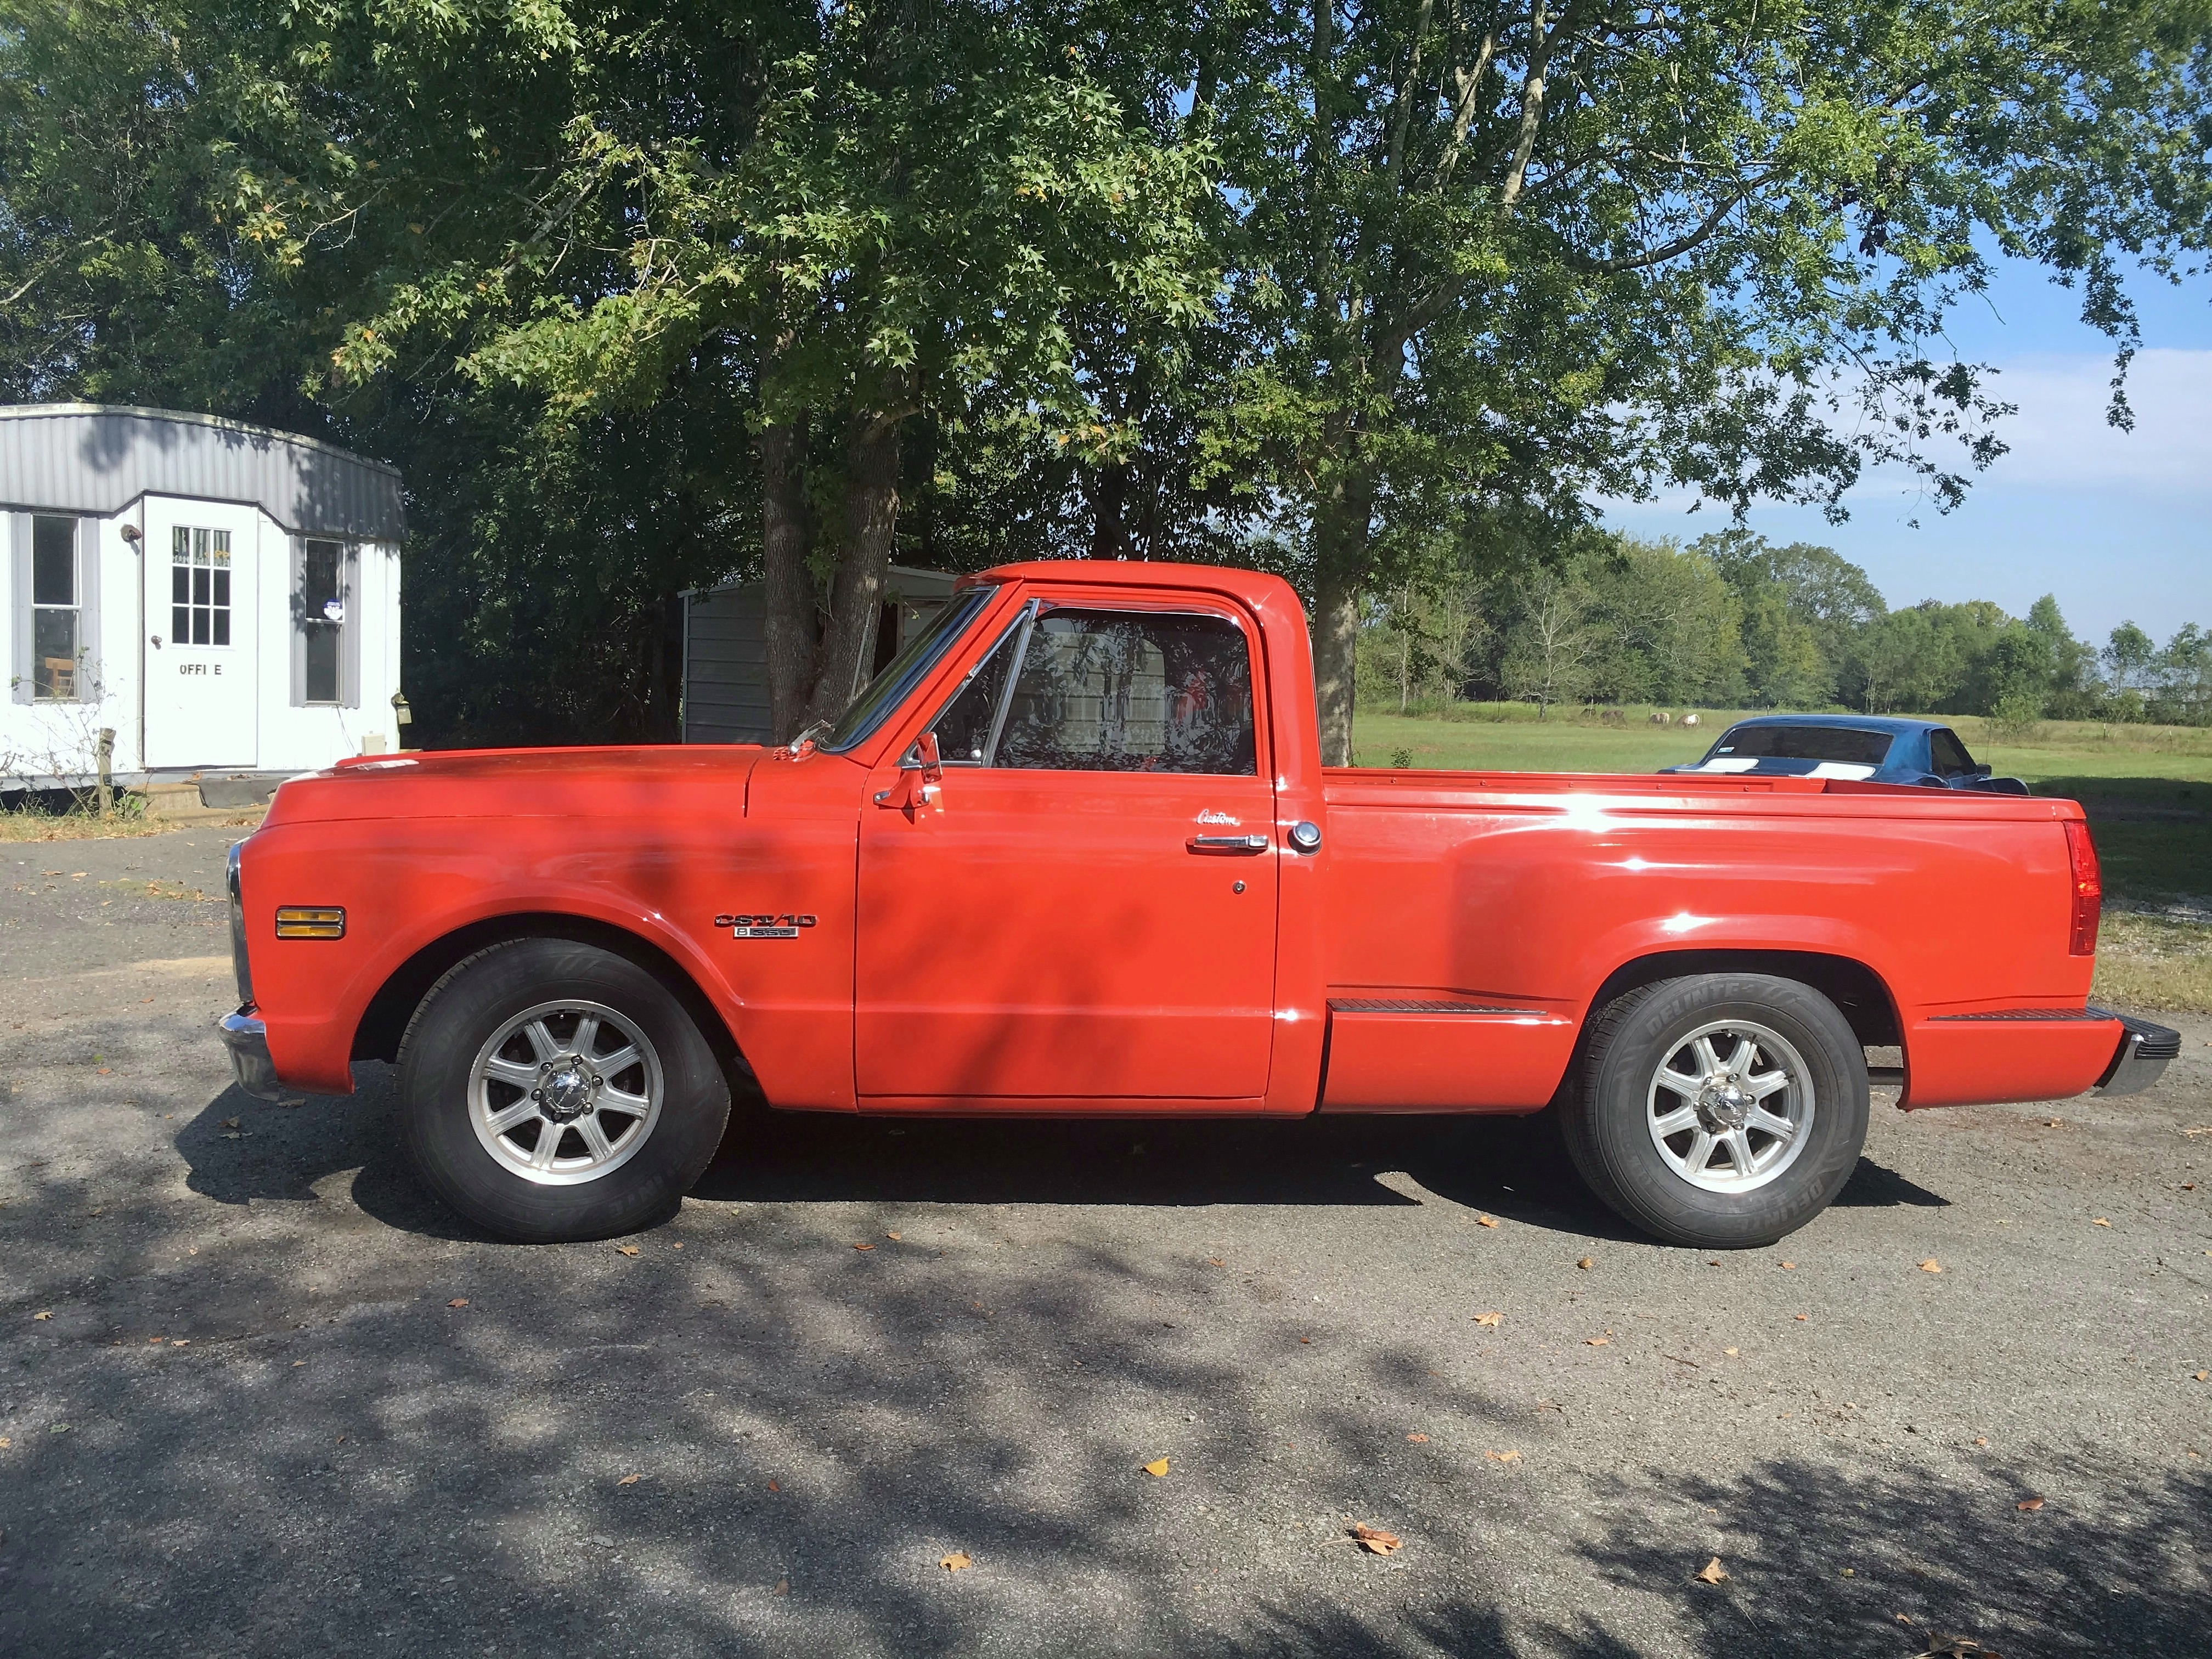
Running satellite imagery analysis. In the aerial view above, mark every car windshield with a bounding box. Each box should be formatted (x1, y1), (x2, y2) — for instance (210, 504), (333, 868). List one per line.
(819, 585), (996, 753)
(1707, 724), (1895, 766)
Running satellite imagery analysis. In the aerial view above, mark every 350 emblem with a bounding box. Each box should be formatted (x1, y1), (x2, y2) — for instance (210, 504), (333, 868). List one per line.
(713, 912), (818, 940)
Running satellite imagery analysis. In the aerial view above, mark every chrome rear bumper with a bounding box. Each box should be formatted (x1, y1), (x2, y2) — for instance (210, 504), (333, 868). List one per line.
(2092, 1011), (2182, 1097)
(217, 1006), (291, 1101)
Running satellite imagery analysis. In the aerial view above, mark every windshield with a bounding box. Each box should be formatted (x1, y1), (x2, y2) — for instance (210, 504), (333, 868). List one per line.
(819, 585), (996, 753)
(1707, 724), (1895, 766)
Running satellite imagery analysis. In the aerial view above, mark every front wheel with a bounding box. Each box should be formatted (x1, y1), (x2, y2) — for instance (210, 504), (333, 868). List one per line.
(397, 938), (730, 1243)
(1559, 973), (1869, 1249)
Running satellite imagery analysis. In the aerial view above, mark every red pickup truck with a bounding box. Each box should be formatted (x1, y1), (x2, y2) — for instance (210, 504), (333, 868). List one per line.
(219, 562), (2176, 1249)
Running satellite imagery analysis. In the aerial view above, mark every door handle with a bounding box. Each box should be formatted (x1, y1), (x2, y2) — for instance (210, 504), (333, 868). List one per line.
(1187, 834), (1270, 855)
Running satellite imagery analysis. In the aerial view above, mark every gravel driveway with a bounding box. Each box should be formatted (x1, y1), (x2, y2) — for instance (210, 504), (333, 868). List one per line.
(4, 828), (2208, 1657)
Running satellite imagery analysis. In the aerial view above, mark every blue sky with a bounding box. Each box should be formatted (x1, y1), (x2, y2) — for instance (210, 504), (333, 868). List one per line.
(1601, 256), (2212, 651)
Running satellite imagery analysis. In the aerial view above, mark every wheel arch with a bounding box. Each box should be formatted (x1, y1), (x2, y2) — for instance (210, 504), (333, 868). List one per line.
(352, 913), (746, 1076)
(1582, 949), (1901, 1050)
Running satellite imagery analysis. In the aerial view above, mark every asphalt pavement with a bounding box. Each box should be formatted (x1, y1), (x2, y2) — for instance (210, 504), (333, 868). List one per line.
(3, 828), (2208, 1657)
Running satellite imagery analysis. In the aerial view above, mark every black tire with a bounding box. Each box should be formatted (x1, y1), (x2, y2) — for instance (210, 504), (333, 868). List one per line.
(396, 938), (730, 1243)
(1559, 973), (1869, 1249)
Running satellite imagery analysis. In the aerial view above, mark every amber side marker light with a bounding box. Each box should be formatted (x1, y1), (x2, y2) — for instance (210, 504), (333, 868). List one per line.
(275, 906), (346, 940)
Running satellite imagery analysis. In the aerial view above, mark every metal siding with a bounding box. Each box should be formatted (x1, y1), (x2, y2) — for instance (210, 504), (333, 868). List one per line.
(0, 405), (403, 539)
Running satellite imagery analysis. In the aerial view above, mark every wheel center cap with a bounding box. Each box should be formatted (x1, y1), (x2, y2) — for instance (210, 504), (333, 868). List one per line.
(1697, 1082), (1749, 1131)
(541, 1062), (595, 1122)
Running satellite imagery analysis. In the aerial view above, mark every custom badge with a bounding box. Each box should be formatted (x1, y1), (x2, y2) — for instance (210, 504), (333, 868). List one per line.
(713, 912), (819, 940)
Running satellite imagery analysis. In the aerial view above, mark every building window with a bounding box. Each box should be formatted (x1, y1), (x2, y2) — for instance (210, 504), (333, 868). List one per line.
(171, 527), (232, 646)
(300, 538), (347, 704)
(31, 515), (83, 699)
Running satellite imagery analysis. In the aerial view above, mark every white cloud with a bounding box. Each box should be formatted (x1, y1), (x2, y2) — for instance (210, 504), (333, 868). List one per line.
(1974, 348), (2212, 494)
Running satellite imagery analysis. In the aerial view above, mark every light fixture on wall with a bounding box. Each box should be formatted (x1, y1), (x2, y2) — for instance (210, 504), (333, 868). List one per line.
(119, 523), (142, 545)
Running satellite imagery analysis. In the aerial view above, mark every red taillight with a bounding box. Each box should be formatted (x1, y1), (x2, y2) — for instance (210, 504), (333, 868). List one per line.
(2064, 819), (2101, 956)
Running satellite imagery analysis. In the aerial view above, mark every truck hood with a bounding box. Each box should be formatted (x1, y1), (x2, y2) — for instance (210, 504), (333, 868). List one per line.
(261, 744), (768, 827)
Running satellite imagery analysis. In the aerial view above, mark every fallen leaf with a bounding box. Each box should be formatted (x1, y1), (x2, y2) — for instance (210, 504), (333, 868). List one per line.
(222, 1117), (240, 1129)
(1975, 1436), (1990, 1446)
(1486, 1449), (1521, 1463)
(1576, 1256), (1594, 1269)
(1724, 1347), (1740, 1357)
(95, 1068), (111, 1076)
(447, 1298), (469, 1308)
(1920, 1260), (1943, 1273)
(0, 1437), (9, 1448)
(1143, 1458), (1170, 1477)
(618, 1474), (641, 1486)
(1780, 1261), (1796, 1269)
(171, 1339), (189, 1346)
(32, 1311), (51, 1321)
(768, 1480), (781, 1492)
(1206, 1256), (1222, 1265)
(1696, 1556), (1728, 1584)
(2092, 1218), (2112, 1227)
(853, 1242), (875, 1251)
(1406, 1432), (1430, 1443)
(1585, 1337), (1610, 1347)
(2182, 1183), (2197, 1192)
(771, 1578), (788, 1595)
(2017, 1496), (2044, 1511)
(2194, 1372), (2208, 1383)
(671, 1242), (684, 1249)
(1914, 1638), (1999, 1658)
(1351, 1523), (1401, 1555)
(50, 1424), (69, 1435)
(1476, 1215), (1499, 1228)
(615, 1245), (639, 1257)
(940, 1551), (972, 1572)
(1794, 1314), (1809, 1322)
(1473, 1311), (1504, 1327)
(887, 1233), (902, 1241)
(1300, 1336), (1311, 1345)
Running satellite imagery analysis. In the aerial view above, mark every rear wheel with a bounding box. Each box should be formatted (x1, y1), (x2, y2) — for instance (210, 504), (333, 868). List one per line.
(1559, 973), (1869, 1249)
(397, 938), (730, 1243)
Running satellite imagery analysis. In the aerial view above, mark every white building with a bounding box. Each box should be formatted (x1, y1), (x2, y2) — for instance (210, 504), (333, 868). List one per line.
(2, 404), (405, 790)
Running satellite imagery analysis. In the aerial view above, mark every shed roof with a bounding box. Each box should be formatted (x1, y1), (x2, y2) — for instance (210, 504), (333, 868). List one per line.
(0, 403), (403, 539)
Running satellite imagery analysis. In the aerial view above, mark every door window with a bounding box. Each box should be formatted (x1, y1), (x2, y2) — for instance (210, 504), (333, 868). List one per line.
(171, 527), (232, 646)
(940, 607), (1256, 775)
(1928, 728), (1977, 777)
(31, 516), (82, 699)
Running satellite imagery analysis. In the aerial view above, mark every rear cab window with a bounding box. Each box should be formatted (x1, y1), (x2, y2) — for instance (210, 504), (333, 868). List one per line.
(1928, 728), (1979, 777)
(1708, 725), (1896, 767)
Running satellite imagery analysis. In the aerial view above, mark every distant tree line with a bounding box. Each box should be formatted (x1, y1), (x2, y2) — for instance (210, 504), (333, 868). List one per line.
(1356, 531), (2212, 726)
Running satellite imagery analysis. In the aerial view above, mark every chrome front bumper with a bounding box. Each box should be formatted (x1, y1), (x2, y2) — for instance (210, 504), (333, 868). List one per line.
(217, 1006), (291, 1101)
(2093, 1011), (2182, 1097)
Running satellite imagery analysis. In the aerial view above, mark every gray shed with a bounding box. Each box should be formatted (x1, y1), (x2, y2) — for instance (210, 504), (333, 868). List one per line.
(681, 565), (960, 744)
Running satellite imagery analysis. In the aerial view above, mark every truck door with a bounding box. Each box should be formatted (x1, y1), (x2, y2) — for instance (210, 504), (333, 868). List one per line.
(854, 596), (1279, 1106)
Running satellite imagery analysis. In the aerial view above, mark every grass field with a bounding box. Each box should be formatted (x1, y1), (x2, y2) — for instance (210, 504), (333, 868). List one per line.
(1353, 703), (2212, 1011)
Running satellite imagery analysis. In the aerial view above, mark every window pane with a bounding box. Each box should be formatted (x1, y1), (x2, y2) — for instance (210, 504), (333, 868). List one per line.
(995, 610), (1256, 775)
(1711, 725), (1894, 766)
(32, 517), (75, 606)
(212, 568), (230, 608)
(172, 605), (190, 640)
(303, 542), (341, 607)
(304, 625), (340, 703)
(192, 566), (210, 605)
(924, 622), (1023, 764)
(1929, 729), (1976, 776)
(33, 607), (78, 698)
(173, 526), (191, 561)
(191, 608), (210, 646)
(212, 610), (230, 647)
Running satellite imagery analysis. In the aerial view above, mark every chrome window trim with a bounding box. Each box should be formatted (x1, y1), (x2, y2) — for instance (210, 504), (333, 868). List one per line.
(225, 841), (253, 1006)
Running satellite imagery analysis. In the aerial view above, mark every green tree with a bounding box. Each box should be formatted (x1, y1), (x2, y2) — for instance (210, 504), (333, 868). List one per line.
(1197, 0), (2212, 762)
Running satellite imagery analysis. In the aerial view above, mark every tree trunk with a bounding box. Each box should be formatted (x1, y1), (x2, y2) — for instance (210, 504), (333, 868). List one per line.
(1310, 469), (1377, 767)
(760, 414), (816, 742)
(802, 403), (905, 728)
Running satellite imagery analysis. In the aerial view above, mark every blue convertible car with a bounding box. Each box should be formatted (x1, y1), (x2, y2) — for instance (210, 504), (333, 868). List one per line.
(1661, 714), (2030, 792)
